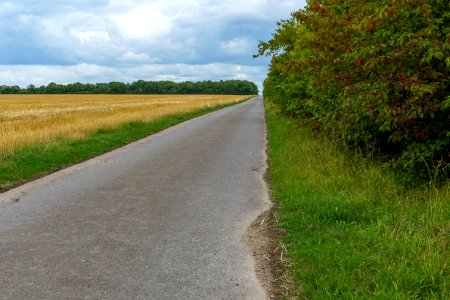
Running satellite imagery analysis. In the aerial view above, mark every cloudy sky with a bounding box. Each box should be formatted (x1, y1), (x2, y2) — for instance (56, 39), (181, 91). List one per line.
(0, 0), (306, 92)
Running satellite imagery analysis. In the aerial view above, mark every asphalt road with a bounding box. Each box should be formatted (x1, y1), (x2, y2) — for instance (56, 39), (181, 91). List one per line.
(0, 96), (270, 299)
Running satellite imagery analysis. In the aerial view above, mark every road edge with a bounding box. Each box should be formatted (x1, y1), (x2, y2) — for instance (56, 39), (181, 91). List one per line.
(243, 99), (298, 299)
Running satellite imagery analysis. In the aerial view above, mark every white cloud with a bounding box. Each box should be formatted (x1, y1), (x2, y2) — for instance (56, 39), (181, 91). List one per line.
(0, 64), (117, 86)
(70, 29), (110, 44)
(220, 38), (252, 55)
(110, 5), (172, 40)
(117, 51), (155, 63)
(0, 0), (307, 90)
(0, 63), (267, 88)
(0, 2), (15, 16)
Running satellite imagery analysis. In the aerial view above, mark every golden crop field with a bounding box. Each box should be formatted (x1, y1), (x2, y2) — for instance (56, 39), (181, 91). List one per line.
(0, 94), (246, 159)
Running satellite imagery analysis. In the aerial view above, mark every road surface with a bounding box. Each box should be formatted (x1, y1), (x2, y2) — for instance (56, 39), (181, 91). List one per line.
(0, 96), (270, 299)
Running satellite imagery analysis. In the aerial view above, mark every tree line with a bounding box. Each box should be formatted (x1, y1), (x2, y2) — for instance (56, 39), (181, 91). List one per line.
(258, 0), (449, 181)
(0, 80), (258, 95)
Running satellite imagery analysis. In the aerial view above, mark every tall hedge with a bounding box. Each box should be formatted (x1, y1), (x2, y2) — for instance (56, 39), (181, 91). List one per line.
(258, 0), (449, 180)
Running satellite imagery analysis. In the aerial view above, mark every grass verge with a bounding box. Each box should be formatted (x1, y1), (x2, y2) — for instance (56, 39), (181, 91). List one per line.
(0, 98), (250, 192)
(265, 101), (449, 299)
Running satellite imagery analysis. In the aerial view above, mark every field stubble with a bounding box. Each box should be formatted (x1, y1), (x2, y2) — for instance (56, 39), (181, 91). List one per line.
(0, 94), (245, 159)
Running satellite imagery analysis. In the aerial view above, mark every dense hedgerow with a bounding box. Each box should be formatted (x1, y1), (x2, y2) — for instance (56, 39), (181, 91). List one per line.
(258, 0), (449, 181)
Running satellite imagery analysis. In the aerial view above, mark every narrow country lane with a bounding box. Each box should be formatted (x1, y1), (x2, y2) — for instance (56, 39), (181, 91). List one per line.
(0, 97), (269, 299)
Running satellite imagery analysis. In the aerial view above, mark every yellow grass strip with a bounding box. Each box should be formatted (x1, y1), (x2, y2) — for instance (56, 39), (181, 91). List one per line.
(0, 94), (246, 159)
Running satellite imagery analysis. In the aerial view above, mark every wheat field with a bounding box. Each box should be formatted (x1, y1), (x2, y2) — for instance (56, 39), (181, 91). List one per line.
(0, 94), (246, 159)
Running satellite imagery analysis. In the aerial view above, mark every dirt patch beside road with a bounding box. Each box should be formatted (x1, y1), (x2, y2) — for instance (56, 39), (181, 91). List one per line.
(244, 206), (298, 299)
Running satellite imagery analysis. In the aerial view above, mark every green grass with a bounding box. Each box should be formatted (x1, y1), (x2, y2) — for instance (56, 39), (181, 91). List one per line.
(0, 99), (249, 191)
(265, 102), (449, 299)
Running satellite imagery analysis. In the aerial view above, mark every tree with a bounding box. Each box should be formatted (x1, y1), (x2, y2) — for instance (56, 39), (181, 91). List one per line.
(258, 0), (449, 179)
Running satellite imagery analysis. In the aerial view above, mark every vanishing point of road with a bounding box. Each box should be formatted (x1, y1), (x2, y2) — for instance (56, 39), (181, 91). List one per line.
(0, 97), (270, 299)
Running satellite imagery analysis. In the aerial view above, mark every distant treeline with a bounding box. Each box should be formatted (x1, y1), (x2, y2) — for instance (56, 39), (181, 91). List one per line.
(0, 80), (258, 95)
